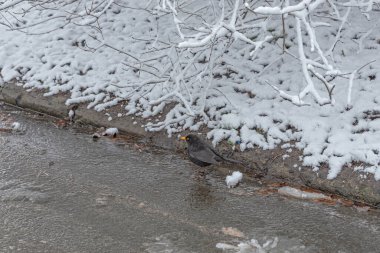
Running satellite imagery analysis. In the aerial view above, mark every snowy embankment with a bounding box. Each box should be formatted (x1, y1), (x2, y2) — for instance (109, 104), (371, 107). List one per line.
(0, 1), (379, 180)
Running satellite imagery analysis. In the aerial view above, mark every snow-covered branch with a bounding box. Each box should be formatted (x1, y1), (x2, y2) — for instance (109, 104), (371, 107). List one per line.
(0, 0), (117, 32)
(337, 0), (380, 11)
(0, 0), (24, 11)
(178, 0), (271, 56)
(346, 60), (376, 108)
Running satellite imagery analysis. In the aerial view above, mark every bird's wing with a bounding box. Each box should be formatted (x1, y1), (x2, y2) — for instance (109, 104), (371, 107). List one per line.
(188, 147), (222, 164)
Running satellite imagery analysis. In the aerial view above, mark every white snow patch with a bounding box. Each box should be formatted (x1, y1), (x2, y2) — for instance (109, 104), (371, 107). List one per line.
(226, 171), (243, 188)
(68, 109), (75, 121)
(221, 114), (241, 129)
(11, 122), (21, 130)
(354, 166), (380, 181)
(103, 127), (119, 136)
(216, 237), (278, 253)
(278, 186), (330, 200)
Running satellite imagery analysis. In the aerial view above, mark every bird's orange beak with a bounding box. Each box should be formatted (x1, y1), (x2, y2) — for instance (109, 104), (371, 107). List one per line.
(179, 136), (187, 141)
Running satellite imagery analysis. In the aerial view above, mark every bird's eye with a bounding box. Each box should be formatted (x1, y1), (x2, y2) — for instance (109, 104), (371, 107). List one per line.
(186, 137), (190, 141)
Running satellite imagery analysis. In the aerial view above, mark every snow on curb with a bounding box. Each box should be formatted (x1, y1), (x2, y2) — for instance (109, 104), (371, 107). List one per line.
(354, 165), (380, 181)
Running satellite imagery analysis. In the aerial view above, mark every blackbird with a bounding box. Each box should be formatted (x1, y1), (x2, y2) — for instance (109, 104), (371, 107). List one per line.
(179, 134), (242, 167)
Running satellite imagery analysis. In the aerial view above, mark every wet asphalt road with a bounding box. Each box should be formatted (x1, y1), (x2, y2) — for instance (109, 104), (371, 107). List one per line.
(1, 104), (380, 253)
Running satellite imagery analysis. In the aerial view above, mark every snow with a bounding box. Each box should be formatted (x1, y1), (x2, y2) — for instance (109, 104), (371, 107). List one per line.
(68, 109), (74, 118)
(278, 186), (330, 200)
(226, 171), (243, 188)
(0, 1), (379, 181)
(68, 109), (75, 121)
(92, 133), (101, 139)
(216, 237), (278, 253)
(103, 127), (119, 137)
(354, 166), (380, 181)
(11, 122), (20, 130)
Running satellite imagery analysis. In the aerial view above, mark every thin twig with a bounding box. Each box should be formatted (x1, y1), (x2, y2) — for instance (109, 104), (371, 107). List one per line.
(281, 14), (286, 54)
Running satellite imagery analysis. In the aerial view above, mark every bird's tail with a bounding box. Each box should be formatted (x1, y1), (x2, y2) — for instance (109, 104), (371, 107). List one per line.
(222, 156), (267, 177)
(221, 156), (244, 165)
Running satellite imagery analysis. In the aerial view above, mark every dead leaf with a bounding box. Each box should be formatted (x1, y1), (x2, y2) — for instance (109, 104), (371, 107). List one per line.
(221, 227), (245, 238)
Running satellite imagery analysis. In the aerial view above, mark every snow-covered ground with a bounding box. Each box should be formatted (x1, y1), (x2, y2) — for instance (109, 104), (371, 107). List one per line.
(0, 0), (379, 180)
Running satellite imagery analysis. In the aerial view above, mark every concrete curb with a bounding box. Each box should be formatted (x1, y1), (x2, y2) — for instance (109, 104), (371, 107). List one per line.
(1, 83), (380, 207)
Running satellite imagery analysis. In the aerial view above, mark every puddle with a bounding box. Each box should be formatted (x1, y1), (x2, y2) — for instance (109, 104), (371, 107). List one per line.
(1, 105), (380, 252)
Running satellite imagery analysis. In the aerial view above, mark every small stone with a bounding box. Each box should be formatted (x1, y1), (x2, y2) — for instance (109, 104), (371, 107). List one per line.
(92, 133), (101, 139)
